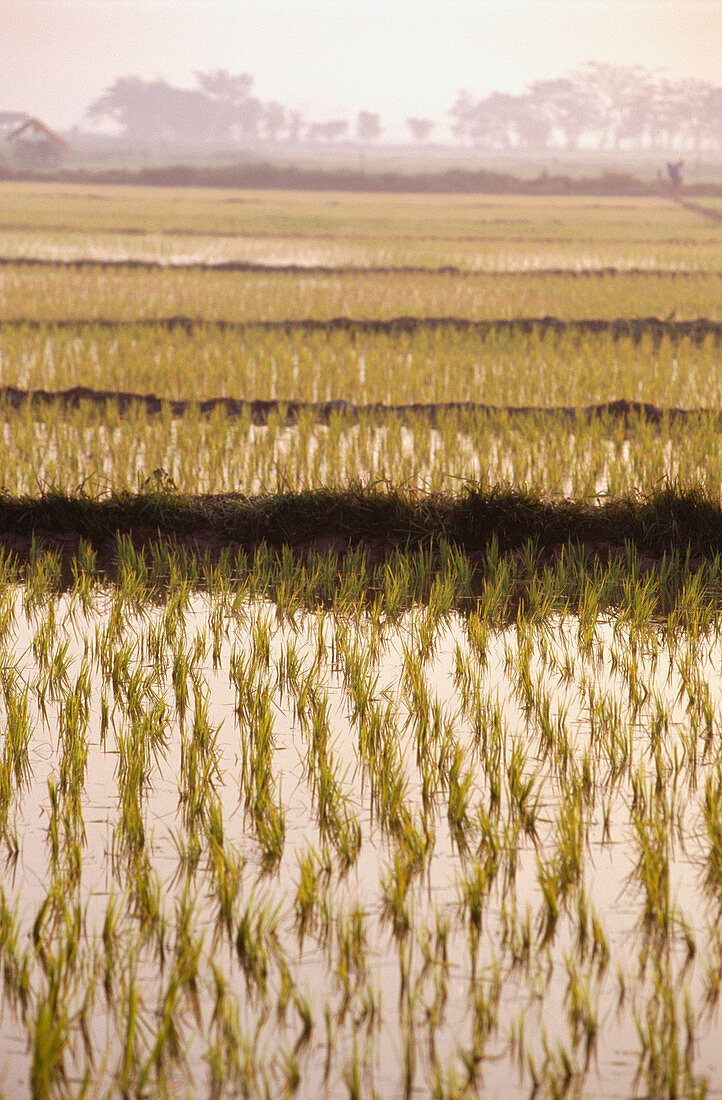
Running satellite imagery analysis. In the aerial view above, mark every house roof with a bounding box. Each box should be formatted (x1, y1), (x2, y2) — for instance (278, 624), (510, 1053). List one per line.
(6, 117), (70, 151)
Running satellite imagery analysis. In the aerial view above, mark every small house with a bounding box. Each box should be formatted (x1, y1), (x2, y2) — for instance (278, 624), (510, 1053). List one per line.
(4, 116), (70, 169)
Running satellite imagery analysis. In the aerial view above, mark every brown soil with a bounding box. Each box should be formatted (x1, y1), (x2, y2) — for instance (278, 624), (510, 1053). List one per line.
(0, 387), (717, 426)
(1, 257), (719, 278)
(672, 197), (722, 224)
(2, 316), (721, 340)
(0, 527), (705, 588)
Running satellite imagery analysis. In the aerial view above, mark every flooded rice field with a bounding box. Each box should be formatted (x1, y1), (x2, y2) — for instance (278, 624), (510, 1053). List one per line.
(2, 181), (722, 1097)
(2, 571), (722, 1097)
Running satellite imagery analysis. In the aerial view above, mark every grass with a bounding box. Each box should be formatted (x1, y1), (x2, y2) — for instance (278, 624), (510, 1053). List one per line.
(1, 183), (715, 238)
(1, 482), (722, 569)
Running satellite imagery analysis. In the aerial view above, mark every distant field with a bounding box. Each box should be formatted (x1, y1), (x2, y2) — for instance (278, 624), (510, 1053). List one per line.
(0, 183), (720, 495)
(1, 324), (720, 404)
(2, 183), (707, 236)
(2, 265), (721, 321)
(0, 183), (720, 269)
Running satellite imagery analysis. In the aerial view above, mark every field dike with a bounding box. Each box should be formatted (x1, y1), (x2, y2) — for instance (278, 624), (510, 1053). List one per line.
(2, 315), (722, 339)
(1, 485), (721, 581)
(671, 196), (722, 224)
(1, 256), (720, 277)
(1, 387), (720, 426)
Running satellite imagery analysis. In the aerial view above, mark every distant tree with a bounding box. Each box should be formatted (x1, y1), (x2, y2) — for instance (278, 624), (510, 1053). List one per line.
(475, 92), (529, 149)
(196, 69), (262, 141)
(307, 120), (349, 141)
(593, 64), (657, 150)
(323, 120), (349, 141)
(465, 92), (513, 148)
(195, 69), (254, 104)
(406, 117), (434, 142)
(329, 119), (349, 140)
(683, 81), (704, 150)
(448, 90), (475, 143)
(447, 64), (722, 153)
(448, 90), (548, 150)
(356, 111), (382, 143)
(231, 98), (264, 142)
(646, 76), (679, 151)
(527, 76), (599, 150)
(702, 86), (722, 151)
(512, 94), (552, 149)
(287, 110), (303, 143)
(87, 76), (221, 143)
(263, 101), (286, 141)
(88, 70), (264, 145)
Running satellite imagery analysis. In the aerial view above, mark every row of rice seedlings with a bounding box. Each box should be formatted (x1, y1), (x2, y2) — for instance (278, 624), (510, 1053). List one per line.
(3, 324), (720, 408)
(229, 629), (287, 871)
(6, 525), (722, 637)
(9, 523), (722, 639)
(3, 264), (721, 322)
(4, 545), (722, 1092)
(7, 405), (722, 497)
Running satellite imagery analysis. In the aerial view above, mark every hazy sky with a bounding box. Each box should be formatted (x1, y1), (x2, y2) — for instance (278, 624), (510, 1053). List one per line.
(4, 0), (722, 135)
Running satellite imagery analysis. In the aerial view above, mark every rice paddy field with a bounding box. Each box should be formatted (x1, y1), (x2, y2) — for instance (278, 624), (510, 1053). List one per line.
(1, 181), (722, 1098)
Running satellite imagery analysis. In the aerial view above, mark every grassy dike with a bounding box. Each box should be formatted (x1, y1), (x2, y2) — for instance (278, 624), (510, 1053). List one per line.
(2, 483), (722, 600)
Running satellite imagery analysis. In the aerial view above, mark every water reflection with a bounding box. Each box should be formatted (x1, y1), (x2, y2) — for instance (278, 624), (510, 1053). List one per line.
(1, 588), (721, 1096)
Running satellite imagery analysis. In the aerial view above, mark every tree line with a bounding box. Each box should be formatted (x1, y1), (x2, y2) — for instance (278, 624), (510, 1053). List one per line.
(87, 63), (722, 152)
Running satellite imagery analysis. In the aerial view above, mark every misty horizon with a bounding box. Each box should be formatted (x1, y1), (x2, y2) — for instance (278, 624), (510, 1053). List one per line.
(29, 61), (706, 161)
(2, 0), (722, 139)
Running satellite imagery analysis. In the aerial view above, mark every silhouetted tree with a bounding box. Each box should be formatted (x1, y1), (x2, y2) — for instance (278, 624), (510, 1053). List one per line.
(448, 90), (548, 149)
(88, 70), (263, 145)
(356, 111), (382, 143)
(307, 120), (349, 141)
(87, 77), (220, 143)
(527, 76), (599, 149)
(674, 79), (711, 151)
(87, 63), (722, 156)
(196, 69), (262, 142)
(448, 64), (722, 153)
(195, 70), (253, 104)
(287, 110), (303, 143)
(448, 90), (475, 143)
(603, 65), (657, 150)
(263, 101), (286, 141)
(406, 117), (434, 142)
(468, 92), (514, 148)
(704, 87), (722, 150)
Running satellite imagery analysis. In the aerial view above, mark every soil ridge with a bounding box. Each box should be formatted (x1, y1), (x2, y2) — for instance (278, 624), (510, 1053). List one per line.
(1, 256), (719, 279)
(0, 386), (715, 425)
(2, 316), (721, 340)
